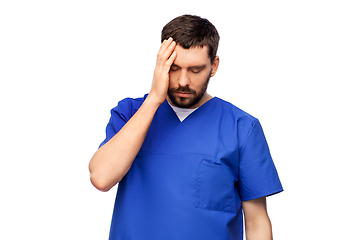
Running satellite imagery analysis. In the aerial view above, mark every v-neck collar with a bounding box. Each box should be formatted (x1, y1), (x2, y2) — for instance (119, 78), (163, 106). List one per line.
(141, 97), (218, 155)
(167, 103), (198, 122)
(165, 97), (218, 123)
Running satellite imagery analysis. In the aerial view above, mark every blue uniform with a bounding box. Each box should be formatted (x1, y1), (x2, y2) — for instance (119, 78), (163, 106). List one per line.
(100, 94), (283, 240)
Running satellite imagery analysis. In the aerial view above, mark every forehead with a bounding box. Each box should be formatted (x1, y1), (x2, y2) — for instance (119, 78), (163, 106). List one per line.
(174, 45), (210, 67)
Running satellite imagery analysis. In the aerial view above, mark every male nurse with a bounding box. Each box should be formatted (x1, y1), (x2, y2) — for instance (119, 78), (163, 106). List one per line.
(89, 14), (283, 240)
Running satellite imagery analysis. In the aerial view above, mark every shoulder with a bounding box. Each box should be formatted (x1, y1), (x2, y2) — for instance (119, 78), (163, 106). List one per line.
(111, 94), (148, 120)
(214, 97), (258, 124)
(213, 98), (261, 146)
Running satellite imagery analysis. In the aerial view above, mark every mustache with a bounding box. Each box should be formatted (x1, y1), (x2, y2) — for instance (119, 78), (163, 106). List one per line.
(169, 86), (196, 94)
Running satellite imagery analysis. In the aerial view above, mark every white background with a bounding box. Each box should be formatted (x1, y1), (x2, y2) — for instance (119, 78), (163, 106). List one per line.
(1, 1), (359, 239)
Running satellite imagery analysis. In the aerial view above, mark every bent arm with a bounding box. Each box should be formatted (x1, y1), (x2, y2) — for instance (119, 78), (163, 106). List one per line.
(88, 38), (177, 192)
(89, 97), (160, 192)
(242, 197), (273, 240)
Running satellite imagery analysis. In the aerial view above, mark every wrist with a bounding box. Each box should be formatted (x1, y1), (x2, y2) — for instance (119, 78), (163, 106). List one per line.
(146, 91), (166, 108)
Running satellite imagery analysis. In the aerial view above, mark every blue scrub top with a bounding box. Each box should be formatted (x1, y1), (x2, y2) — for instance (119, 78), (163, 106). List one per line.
(100, 94), (283, 240)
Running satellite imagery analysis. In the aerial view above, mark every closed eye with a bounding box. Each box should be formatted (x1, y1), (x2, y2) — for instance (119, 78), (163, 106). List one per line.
(170, 64), (180, 71)
(189, 65), (206, 73)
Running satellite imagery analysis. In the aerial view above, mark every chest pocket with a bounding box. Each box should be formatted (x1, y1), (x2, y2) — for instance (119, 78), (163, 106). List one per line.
(194, 159), (236, 213)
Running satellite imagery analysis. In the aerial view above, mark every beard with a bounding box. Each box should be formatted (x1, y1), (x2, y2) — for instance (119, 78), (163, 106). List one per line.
(167, 71), (211, 109)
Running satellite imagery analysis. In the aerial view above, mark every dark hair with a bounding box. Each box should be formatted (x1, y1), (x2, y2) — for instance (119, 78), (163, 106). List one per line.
(161, 14), (220, 63)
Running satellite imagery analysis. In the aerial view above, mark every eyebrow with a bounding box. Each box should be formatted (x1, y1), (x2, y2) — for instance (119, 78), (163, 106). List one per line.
(189, 65), (206, 70)
(171, 64), (206, 69)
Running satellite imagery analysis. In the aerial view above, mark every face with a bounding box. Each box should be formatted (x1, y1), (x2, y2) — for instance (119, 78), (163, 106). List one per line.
(167, 45), (219, 109)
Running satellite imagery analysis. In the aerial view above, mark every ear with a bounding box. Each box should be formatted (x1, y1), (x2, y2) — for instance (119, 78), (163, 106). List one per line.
(210, 56), (220, 77)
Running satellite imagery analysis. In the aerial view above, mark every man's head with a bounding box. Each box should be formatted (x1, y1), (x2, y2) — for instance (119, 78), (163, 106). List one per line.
(161, 15), (220, 64)
(162, 15), (220, 109)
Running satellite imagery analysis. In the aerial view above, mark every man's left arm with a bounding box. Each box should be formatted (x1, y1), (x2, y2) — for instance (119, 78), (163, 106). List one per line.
(242, 197), (273, 240)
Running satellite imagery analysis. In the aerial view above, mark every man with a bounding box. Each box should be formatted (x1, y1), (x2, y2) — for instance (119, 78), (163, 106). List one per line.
(89, 14), (282, 240)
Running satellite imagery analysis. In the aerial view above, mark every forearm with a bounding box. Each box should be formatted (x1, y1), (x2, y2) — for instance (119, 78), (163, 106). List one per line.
(89, 96), (160, 192)
(245, 216), (273, 240)
(242, 197), (273, 240)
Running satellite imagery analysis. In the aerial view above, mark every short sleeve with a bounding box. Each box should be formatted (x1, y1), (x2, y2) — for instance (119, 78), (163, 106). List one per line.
(99, 96), (145, 148)
(238, 119), (283, 201)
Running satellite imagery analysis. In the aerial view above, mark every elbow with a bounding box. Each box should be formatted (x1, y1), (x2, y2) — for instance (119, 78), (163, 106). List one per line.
(88, 153), (126, 192)
(89, 163), (114, 192)
(90, 173), (113, 192)
(89, 156), (113, 192)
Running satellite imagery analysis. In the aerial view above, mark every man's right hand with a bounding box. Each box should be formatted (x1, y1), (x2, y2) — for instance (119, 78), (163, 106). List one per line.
(148, 37), (177, 106)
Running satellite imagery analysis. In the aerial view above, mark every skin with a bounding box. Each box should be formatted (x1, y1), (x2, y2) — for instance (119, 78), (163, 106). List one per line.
(89, 38), (273, 239)
(243, 197), (273, 240)
(167, 44), (219, 108)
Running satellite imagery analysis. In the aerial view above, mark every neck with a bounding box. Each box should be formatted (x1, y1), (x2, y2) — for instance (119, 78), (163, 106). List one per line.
(196, 92), (212, 108)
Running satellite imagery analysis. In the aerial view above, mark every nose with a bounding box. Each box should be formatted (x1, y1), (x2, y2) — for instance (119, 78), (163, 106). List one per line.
(179, 70), (190, 87)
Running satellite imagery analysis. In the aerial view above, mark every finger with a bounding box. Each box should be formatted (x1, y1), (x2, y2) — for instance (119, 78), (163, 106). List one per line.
(158, 37), (173, 57)
(158, 40), (168, 56)
(161, 40), (176, 62)
(164, 50), (177, 69)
